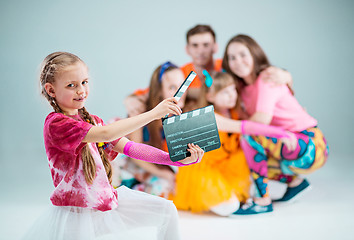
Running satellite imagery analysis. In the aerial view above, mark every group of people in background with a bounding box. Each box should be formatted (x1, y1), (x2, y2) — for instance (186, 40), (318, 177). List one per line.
(118, 24), (329, 216)
(24, 24), (329, 240)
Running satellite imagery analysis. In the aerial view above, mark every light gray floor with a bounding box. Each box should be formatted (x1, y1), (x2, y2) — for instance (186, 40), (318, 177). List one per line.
(1, 153), (353, 240)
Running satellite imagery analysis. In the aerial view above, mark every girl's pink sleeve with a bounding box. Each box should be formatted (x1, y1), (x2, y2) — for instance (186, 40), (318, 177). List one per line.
(44, 113), (93, 153)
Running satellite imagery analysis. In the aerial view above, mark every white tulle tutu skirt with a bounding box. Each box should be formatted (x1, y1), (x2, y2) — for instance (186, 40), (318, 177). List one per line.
(22, 186), (180, 240)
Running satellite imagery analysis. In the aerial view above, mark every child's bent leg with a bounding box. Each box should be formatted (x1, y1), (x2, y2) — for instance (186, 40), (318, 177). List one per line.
(240, 136), (270, 199)
(245, 132), (311, 185)
(273, 128), (328, 202)
(280, 127), (328, 175)
(242, 133), (306, 198)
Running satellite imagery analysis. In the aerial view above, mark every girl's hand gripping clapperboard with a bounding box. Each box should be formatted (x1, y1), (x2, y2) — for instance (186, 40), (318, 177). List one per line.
(162, 71), (221, 162)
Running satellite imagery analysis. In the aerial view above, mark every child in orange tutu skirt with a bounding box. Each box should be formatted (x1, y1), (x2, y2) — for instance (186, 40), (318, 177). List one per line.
(172, 71), (297, 216)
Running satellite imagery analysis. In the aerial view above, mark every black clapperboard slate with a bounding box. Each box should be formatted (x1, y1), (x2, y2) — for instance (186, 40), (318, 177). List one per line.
(161, 71), (221, 162)
(162, 105), (221, 162)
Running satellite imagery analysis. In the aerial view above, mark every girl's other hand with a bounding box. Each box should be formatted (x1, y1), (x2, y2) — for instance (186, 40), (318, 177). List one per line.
(280, 131), (298, 151)
(260, 66), (292, 87)
(178, 143), (204, 165)
(152, 97), (182, 119)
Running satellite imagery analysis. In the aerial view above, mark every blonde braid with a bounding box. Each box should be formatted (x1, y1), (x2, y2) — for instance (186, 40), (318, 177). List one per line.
(79, 107), (112, 184)
(49, 98), (62, 113)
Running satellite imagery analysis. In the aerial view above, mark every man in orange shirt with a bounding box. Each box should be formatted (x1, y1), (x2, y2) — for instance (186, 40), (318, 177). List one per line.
(180, 24), (222, 100)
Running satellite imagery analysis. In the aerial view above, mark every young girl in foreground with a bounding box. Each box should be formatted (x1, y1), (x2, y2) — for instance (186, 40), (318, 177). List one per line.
(23, 52), (204, 240)
(173, 71), (297, 216)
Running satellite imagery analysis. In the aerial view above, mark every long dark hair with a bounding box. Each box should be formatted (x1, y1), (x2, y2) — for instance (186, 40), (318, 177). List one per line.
(146, 62), (179, 149)
(222, 34), (271, 89)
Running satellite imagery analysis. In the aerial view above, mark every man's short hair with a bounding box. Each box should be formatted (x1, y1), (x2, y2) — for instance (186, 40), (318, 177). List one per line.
(186, 24), (216, 43)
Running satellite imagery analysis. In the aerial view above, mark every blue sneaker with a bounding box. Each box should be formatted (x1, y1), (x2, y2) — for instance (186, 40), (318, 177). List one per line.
(232, 200), (273, 215)
(274, 179), (311, 202)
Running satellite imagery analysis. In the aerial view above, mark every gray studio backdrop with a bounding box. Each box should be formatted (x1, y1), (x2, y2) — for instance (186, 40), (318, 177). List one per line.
(1, 0), (353, 203)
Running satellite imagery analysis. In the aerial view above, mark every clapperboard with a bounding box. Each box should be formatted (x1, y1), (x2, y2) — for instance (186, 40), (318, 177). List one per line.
(162, 71), (221, 162)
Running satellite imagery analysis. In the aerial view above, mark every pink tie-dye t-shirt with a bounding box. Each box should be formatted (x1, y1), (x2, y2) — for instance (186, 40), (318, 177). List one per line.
(44, 112), (120, 211)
